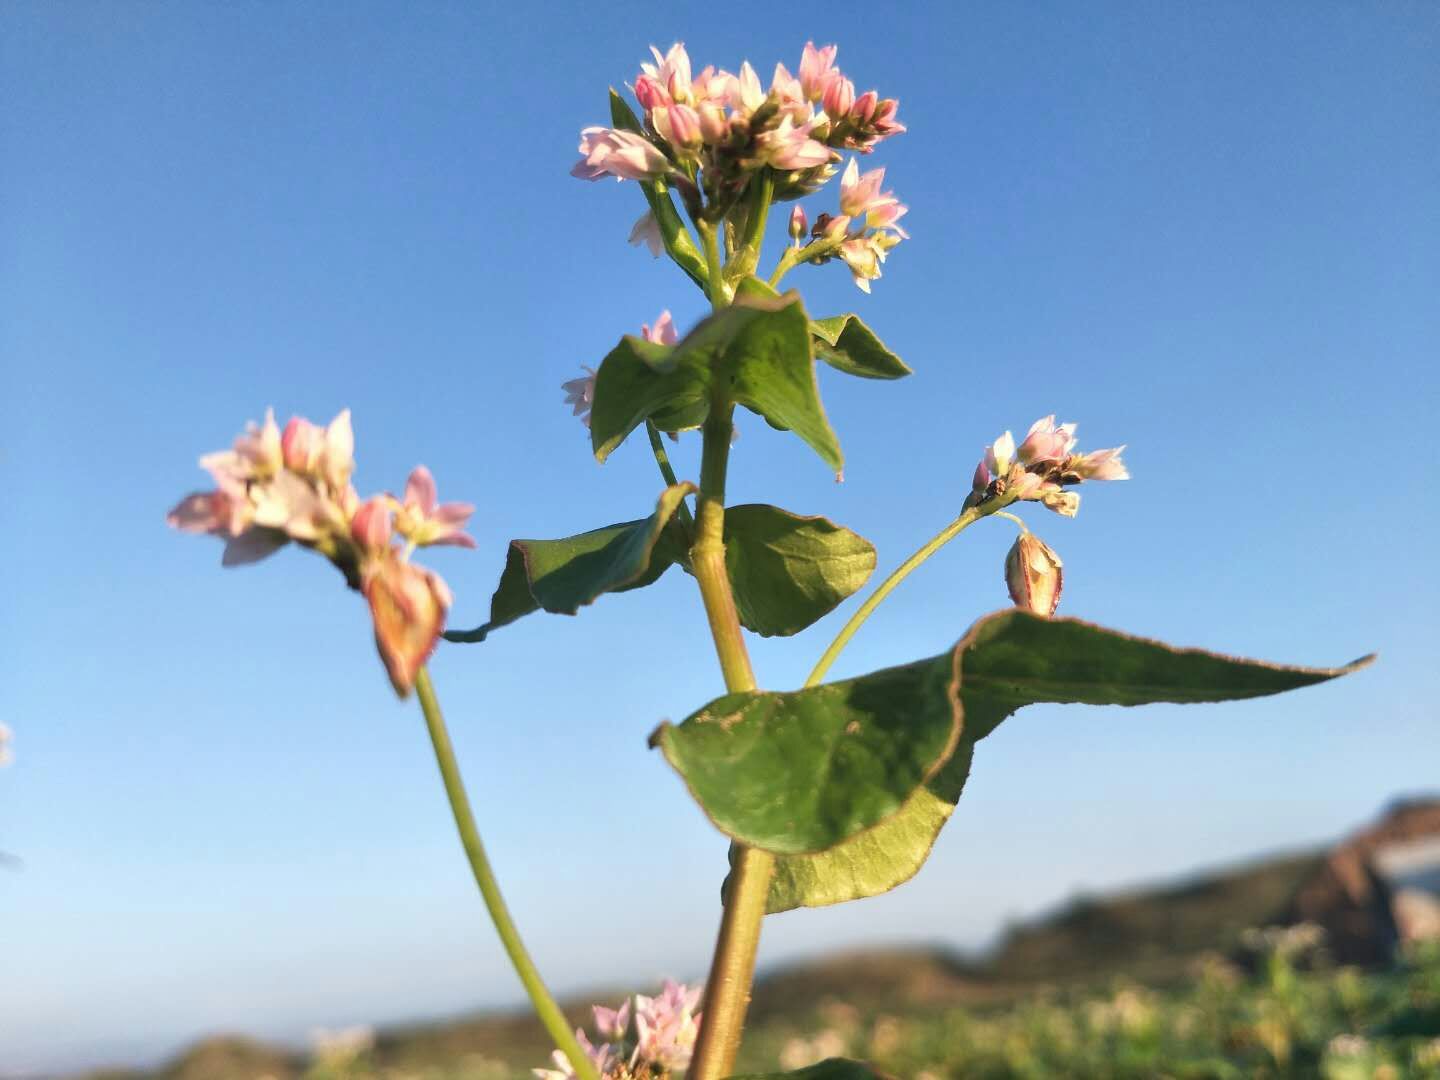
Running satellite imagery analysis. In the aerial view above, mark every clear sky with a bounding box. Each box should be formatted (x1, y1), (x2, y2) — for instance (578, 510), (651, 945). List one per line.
(2, 3), (1437, 1075)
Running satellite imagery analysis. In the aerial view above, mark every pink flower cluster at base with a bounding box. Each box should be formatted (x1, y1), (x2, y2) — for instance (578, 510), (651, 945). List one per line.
(534, 980), (702, 1080)
(166, 409), (475, 697)
(968, 415), (1129, 517)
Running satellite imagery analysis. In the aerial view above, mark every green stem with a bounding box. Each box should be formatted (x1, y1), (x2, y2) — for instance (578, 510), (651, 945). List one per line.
(805, 502), (1006, 688)
(645, 419), (694, 535)
(414, 668), (599, 1080)
(768, 235), (843, 289)
(697, 220), (732, 310)
(687, 405), (774, 1080)
(726, 169), (774, 281)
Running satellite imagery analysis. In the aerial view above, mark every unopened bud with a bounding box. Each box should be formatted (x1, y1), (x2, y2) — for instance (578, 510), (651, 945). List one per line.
(1005, 533), (1063, 617)
(789, 206), (808, 243)
(822, 75), (855, 121)
(350, 495), (393, 551)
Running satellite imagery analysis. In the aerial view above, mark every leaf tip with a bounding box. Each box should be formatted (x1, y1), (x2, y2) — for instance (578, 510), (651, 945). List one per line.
(646, 720), (672, 750)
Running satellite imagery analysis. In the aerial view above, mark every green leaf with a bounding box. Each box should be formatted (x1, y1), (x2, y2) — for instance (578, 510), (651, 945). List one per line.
(761, 609), (1373, 910)
(651, 650), (964, 855)
(764, 740), (975, 913)
(730, 1061), (895, 1080)
(608, 89), (708, 291)
(590, 292), (842, 475)
(444, 484), (693, 643)
(724, 505), (876, 637)
(811, 314), (911, 380)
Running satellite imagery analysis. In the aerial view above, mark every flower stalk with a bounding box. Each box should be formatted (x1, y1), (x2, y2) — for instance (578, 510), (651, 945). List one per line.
(414, 667), (601, 1080)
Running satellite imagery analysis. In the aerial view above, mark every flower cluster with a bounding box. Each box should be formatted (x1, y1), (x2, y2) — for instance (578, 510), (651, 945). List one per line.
(575, 42), (902, 196)
(166, 409), (475, 696)
(968, 415), (1129, 517)
(535, 980), (702, 1080)
(795, 156), (909, 292)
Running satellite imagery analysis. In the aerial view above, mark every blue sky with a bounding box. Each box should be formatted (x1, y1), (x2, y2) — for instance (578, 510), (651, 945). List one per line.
(2, 3), (1437, 1075)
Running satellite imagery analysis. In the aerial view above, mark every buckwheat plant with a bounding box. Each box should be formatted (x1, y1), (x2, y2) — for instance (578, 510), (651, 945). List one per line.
(169, 41), (1372, 1080)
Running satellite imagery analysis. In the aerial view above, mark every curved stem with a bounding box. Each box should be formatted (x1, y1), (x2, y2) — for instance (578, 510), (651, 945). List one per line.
(414, 668), (599, 1080)
(991, 510), (1028, 533)
(806, 505), (993, 688)
(686, 407), (774, 1080)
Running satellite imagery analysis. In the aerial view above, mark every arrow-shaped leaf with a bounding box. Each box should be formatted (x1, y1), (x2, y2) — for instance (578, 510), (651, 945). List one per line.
(811, 314), (911, 380)
(445, 484), (693, 643)
(590, 292), (842, 475)
(667, 608), (1370, 860)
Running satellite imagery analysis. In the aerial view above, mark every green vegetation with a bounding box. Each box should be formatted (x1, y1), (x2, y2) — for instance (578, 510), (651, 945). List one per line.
(89, 943), (1440, 1080)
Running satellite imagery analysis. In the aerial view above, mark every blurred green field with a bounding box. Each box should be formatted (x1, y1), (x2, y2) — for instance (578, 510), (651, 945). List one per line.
(92, 943), (1440, 1080)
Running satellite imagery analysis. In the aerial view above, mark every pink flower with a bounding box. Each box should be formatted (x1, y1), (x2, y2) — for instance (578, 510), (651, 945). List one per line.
(640, 43), (693, 105)
(394, 466), (477, 549)
(838, 158), (908, 238)
(561, 367), (596, 428)
(1069, 446), (1129, 481)
(279, 410), (354, 493)
(628, 210), (663, 257)
(770, 63), (809, 121)
(533, 1030), (617, 1080)
(652, 103), (702, 153)
(593, 1000), (631, 1042)
(633, 73), (669, 112)
(1042, 489), (1081, 517)
(696, 101), (729, 144)
(632, 980), (702, 1073)
(798, 42), (839, 101)
(967, 418), (1130, 515)
(572, 127), (670, 182)
(872, 96), (906, 139)
(1017, 415), (1078, 466)
(984, 431), (1017, 479)
(350, 495), (393, 552)
(852, 89), (879, 124)
(364, 551), (451, 697)
(822, 75), (856, 121)
(789, 205), (808, 242)
(730, 61), (765, 117)
(641, 309), (678, 346)
(756, 115), (831, 171)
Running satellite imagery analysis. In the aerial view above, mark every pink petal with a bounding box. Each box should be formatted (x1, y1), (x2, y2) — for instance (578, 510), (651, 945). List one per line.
(405, 466), (438, 514)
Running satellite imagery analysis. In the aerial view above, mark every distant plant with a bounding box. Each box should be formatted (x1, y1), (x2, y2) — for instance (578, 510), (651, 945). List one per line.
(168, 39), (1372, 1080)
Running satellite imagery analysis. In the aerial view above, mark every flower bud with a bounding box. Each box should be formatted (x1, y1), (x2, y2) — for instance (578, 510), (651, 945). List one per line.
(851, 90), (879, 124)
(365, 553), (451, 697)
(350, 495), (393, 551)
(697, 101), (728, 144)
(822, 74), (855, 121)
(1005, 533), (1063, 617)
(789, 206), (808, 243)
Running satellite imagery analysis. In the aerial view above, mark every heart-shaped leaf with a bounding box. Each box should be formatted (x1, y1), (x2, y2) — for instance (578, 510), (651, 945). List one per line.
(590, 292), (842, 475)
(725, 505), (876, 637)
(669, 608), (1370, 860)
(652, 651), (964, 855)
(445, 484), (693, 643)
(811, 314), (911, 380)
(730, 1060), (896, 1080)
